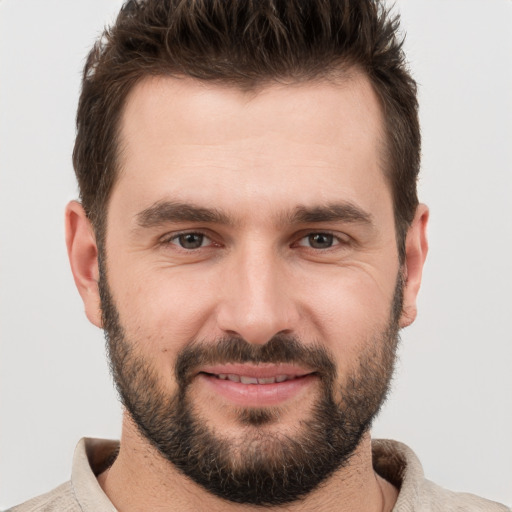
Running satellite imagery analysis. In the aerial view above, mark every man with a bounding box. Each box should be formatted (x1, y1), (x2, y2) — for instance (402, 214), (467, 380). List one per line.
(8, 0), (509, 511)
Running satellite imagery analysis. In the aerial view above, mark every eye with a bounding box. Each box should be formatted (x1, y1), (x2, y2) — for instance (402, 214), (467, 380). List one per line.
(169, 232), (212, 250)
(297, 232), (341, 249)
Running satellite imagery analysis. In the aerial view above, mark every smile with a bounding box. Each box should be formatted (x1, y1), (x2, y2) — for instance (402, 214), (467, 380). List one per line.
(205, 373), (303, 384)
(196, 364), (317, 407)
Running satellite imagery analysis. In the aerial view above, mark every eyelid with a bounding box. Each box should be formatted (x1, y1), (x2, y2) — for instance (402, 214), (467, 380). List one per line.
(294, 230), (352, 248)
(160, 230), (215, 247)
(158, 229), (351, 250)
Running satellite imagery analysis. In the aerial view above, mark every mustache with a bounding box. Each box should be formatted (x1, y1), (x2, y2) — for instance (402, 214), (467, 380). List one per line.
(174, 334), (337, 386)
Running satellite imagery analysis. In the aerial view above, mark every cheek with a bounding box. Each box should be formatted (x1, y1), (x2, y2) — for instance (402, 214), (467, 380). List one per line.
(110, 264), (219, 354)
(298, 266), (397, 364)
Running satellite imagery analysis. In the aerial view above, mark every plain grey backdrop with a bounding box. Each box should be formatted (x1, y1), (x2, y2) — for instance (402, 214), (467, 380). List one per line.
(1, 0), (511, 508)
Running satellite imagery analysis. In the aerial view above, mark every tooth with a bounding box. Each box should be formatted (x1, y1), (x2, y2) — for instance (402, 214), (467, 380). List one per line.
(275, 375), (288, 383)
(240, 376), (258, 384)
(217, 374), (227, 380)
(227, 374), (240, 383)
(257, 377), (276, 384)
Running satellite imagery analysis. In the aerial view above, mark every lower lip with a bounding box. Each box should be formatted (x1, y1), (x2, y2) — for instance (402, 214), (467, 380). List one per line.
(198, 373), (318, 407)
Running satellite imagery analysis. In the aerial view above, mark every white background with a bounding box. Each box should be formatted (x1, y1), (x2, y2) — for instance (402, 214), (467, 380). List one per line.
(1, 0), (511, 508)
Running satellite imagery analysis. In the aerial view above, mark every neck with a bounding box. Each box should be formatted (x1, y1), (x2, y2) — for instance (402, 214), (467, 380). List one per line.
(98, 413), (397, 512)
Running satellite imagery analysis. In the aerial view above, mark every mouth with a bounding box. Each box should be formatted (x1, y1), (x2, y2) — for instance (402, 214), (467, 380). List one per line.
(203, 373), (306, 384)
(196, 364), (317, 407)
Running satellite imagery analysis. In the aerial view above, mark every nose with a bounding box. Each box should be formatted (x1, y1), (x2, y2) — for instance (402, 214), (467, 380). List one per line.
(216, 242), (300, 345)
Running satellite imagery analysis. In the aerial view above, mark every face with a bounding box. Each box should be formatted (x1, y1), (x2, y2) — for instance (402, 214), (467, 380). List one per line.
(68, 74), (428, 505)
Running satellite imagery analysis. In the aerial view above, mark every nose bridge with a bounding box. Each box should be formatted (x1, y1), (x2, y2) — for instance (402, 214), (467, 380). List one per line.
(217, 237), (296, 344)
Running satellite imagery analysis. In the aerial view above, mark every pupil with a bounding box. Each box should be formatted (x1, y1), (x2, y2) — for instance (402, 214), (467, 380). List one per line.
(180, 233), (203, 249)
(309, 233), (333, 248)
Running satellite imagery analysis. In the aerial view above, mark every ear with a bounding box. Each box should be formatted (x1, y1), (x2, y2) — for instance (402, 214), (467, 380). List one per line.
(65, 201), (103, 328)
(399, 204), (429, 328)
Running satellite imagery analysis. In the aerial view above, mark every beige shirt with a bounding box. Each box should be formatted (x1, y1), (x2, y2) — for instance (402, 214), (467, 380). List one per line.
(9, 438), (510, 511)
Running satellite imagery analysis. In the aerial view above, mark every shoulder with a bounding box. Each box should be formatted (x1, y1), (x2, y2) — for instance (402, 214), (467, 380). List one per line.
(409, 478), (511, 512)
(372, 439), (510, 512)
(7, 482), (81, 512)
(7, 438), (119, 512)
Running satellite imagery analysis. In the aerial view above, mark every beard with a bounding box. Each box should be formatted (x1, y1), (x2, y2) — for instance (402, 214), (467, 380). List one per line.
(99, 266), (403, 506)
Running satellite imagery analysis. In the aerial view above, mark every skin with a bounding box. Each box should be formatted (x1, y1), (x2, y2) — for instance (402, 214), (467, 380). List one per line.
(66, 73), (428, 511)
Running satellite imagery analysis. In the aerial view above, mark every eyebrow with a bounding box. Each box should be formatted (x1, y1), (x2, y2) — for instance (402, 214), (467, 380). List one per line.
(135, 200), (373, 229)
(136, 201), (231, 228)
(288, 203), (373, 226)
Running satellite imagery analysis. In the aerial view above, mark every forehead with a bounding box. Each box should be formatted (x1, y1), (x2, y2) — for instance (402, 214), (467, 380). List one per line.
(119, 73), (384, 153)
(113, 74), (389, 220)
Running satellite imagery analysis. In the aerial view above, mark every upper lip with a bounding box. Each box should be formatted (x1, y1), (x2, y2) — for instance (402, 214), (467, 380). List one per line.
(198, 363), (313, 379)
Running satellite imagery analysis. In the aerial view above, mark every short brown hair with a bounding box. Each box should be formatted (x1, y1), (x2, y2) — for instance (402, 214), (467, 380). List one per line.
(73, 0), (420, 259)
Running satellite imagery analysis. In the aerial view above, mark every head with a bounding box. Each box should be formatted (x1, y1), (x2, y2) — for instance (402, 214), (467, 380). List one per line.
(66, 0), (428, 506)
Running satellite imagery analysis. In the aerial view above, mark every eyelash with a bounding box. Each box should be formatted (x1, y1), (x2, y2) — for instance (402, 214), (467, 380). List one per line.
(294, 232), (349, 250)
(160, 230), (351, 251)
(161, 231), (216, 250)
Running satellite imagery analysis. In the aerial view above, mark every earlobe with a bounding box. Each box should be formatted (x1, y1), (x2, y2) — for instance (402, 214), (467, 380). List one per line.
(65, 201), (103, 328)
(399, 204), (429, 328)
